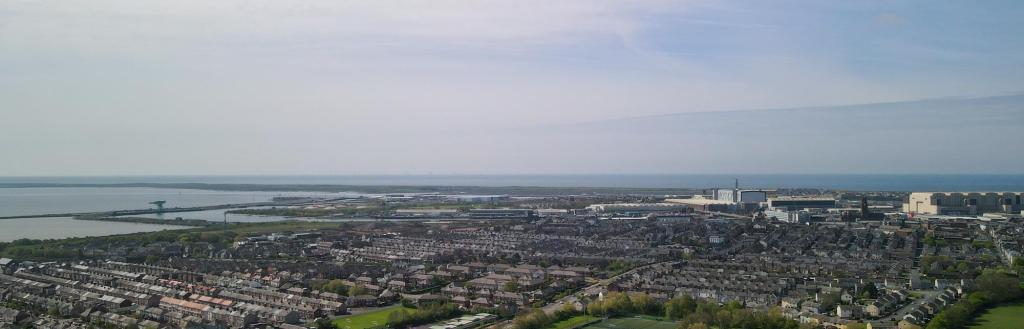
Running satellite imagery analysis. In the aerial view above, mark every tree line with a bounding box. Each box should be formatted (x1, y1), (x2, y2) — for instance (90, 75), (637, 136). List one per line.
(926, 269), (1023, 329)
(510, 292), (809, 329)
(386, 303), (462, 328)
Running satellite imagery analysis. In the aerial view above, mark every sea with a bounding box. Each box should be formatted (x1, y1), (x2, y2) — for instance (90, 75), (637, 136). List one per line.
(0, 187), (345, 218)
(1, 174), (1023, 242)
(0, 217), (192, 242)
(0, 186), (351, 242)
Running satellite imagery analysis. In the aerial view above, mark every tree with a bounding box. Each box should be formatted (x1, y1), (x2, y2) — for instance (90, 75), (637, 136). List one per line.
(926, 270), (1023, 329)
(312, 318), (333, 329)
(819, 293), (840, 311)
(861, 283), (879, 299)
(348, 284), (368, 297)
(603, 292), (634, 316)
(504, 280), (520, 292)
(511, 309), (551, 329)
(323, 279), (349, 295)
(981, 270), (1024, 301)
(631, 293), (661, 316)
(665, 295), (697, 320)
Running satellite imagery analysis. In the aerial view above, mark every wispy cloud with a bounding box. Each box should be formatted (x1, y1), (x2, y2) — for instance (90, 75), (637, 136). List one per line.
(874, 13), (907, 27)
(1, 0), (1022, 175)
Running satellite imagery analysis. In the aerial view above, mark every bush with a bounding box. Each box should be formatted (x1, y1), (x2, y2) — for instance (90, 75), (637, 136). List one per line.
(509, 303), (581, 329)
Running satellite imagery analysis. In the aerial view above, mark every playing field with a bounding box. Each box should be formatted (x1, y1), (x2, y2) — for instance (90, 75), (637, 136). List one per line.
(549, 315), (600, 329)
(969, 302), (1024, 329)
(581, 316), (679, 329)
(332, 305), (416, 329)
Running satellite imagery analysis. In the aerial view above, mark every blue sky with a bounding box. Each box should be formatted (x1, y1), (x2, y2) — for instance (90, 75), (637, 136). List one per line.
(1, 1), (1022, 175)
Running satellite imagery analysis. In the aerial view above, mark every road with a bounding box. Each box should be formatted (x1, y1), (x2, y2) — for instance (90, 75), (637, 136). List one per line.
(808, 289), (942, 328)
(867, 289), (942, 327)
(482, 261), (677, 329)
(540, 261), (679, 314)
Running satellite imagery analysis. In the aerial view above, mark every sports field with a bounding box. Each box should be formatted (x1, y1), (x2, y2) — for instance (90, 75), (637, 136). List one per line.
(969, 302), (1024, 329)
(580, 316), (679, 329)
(332, 305), (416, 329)
(549, 315), (600, 329)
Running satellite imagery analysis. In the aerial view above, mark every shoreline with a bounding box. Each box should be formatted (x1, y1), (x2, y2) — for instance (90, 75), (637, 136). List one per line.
(73, 216), (211, 227)
(0, 199), (313, 220)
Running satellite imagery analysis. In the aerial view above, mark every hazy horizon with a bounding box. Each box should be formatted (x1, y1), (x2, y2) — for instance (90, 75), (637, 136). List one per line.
(3, 1), (1023, 176)
(3, 174), (1024, 192)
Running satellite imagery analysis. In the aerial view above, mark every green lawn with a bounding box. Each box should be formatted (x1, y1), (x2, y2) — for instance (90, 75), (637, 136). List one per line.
(549, 315), (600, 329)
(332, 305), (416, 329)
(969, 302), (1024, 329)
(581, 316), (678, 329)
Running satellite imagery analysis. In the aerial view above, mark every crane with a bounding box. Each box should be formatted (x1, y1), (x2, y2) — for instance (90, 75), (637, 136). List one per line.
(149, 201), (166, 213)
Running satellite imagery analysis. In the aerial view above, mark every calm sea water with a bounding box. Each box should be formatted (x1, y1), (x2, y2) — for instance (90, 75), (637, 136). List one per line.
(0, 187), (343, 218)
(0, 217), (191, 242)
(124, 209), (380, 223)
(125, 207), (292, 223)
(1, 174), (1022, 191)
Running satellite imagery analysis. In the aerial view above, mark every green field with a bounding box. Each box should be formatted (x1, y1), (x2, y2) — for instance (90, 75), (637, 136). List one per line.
(332, 305), (416, 329)
(969, 302), (1024, 329)
(581, 316), (679, 329)
(549, 315), (600, 329)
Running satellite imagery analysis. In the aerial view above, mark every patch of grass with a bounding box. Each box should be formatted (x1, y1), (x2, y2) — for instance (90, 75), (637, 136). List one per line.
(582, 316), (678, 329)
(549, 315), (599, 329)
(969, 301), (1024, 329)
(331, 305), (416, 329)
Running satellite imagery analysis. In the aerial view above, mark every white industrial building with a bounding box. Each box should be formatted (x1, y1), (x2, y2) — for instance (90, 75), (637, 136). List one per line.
(764, 209), (811, 223)
(712, 189), (768, 204)
(585, 203), (689, 214)
(765, 197), (837, 211)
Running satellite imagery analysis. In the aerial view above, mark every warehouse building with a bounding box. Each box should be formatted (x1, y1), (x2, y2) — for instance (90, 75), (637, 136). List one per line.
(585, 203), (689, 214)
(903, 192), (1023, 215)
(766, 197), (837, 211)
(665, 197), (735, 212)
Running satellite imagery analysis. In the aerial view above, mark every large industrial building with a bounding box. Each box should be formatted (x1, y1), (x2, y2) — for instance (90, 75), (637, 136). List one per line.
(585, 203), (689, 214)
(665, 197), (735, 212)
(703, 179), (770, 213)
(903, 192), (1023, 215)
(765, 197), (837, 211)
(764, 209), (811, 223)
(467, 209), (535, 219)
(711, 189), (767, 204)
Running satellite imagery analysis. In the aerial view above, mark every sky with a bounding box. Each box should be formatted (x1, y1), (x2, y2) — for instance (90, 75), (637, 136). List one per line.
(1, 0), (1023, 176)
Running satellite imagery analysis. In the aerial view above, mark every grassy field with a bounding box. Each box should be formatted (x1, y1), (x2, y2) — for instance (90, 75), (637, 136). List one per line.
(332, 305), (416, 329)
(969, 302), (1024, 329)
(549, 315), (600, 329)
(581, 316), (678, 329)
